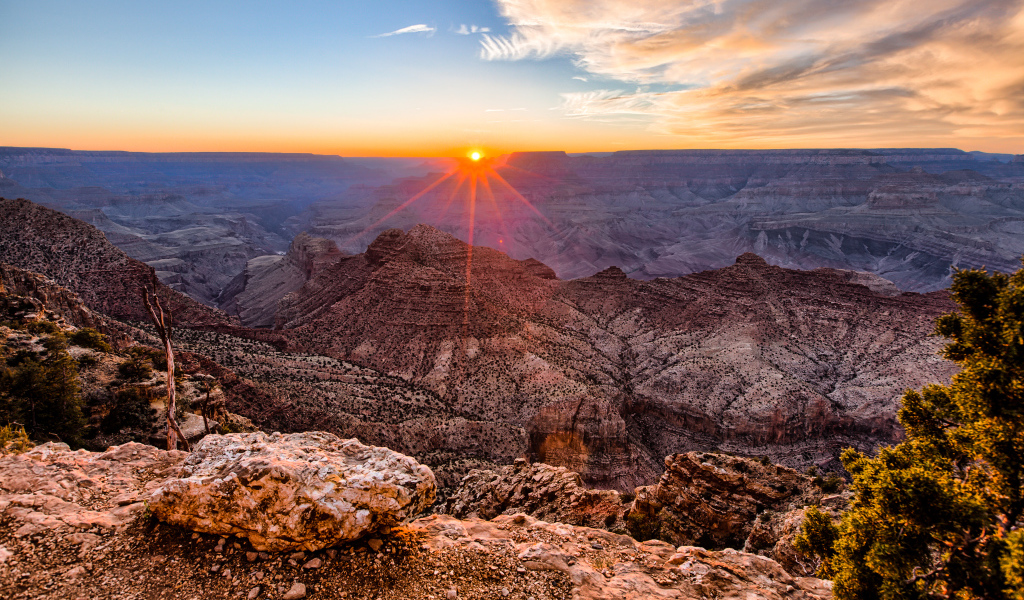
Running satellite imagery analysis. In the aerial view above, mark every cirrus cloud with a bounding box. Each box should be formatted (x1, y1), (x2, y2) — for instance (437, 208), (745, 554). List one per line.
(483, 0), (1024, 149)
(374, 24), (436, 38)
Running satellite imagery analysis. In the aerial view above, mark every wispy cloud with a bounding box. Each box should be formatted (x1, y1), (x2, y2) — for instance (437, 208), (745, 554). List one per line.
(484, 0), (1024, 147)
(456, 24), (491, 35)
(374, 24), (435, 38)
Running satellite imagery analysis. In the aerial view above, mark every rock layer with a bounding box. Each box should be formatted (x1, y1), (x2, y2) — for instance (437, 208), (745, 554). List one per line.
(444, 459), (628, 531)
(147, 432), (436, 551)
(628, 452), (818, 549)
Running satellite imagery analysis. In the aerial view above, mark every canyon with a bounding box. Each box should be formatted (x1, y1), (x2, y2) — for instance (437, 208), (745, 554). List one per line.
(4, 147), (1023, 309)
(0, 198), (958, 491)
(296, 149), (1024, 295)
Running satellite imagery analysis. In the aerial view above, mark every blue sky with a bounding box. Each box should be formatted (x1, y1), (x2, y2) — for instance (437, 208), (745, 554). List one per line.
(2, 0), (1022, 155)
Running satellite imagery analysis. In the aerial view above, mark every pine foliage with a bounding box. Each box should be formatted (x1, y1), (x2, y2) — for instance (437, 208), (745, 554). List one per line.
(796, 261), (1024, 599)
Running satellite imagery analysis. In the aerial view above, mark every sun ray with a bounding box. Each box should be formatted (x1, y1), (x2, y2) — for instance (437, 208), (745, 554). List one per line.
(343, 168), (458, 247)
(489, 170), (554, 227)
(463, 172), (479, 333)
(435, 172), (467, 226)
(479, 173), (513, 255)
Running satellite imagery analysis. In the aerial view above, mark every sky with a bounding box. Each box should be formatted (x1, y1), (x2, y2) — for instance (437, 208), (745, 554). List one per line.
(1, 0), (1023, 156)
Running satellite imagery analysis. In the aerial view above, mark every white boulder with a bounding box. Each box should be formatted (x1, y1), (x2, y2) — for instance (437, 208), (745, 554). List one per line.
(147, 431), (436, 551)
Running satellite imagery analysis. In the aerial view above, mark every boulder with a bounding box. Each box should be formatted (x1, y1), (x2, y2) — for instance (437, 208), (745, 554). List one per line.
(147, 431), (436, 551)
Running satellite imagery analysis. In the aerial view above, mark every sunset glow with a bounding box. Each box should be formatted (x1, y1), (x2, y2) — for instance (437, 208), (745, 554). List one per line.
(0, 1), (1020, 154)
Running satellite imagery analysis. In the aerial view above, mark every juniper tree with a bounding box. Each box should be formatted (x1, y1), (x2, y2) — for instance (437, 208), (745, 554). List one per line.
(796, 261), (1024, 600)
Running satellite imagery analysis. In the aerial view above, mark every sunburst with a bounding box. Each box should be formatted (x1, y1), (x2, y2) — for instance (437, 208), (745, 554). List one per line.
(345, 149), (555, 334)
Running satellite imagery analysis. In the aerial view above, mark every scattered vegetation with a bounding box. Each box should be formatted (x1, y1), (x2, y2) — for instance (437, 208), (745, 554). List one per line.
(101, 386), (157, 434)
(796, 262), (1024, 600)
(626, 510), (661, 542)
(0, 422), (33, 454)
(118, 347), (155, 381)
(68, 327), (112, 352)
(0, 331), (85, 444)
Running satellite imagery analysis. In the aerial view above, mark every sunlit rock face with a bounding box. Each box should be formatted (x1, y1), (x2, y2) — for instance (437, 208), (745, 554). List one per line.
(298, 148), (1024, 293)
(147, 432), (436, 551)
(256, 225), (956, 489)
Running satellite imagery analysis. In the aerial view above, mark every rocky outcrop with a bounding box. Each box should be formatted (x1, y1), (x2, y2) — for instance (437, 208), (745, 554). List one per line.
(444, 459), (628, 531)
(147, 432), (436, 551)
(0, 442), (187, 538)
(627, 452), (818, 549)
(0, 262), (111, 334)
(1, 436), (831, 600)
(0, 197), (231, 327)
(444, 454), (831, 576)
(413, 514), (832, 600)
(743, 492), (852, 576)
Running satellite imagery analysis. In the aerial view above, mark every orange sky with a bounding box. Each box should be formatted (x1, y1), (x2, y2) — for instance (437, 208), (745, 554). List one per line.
(2, 0), (1022, 156)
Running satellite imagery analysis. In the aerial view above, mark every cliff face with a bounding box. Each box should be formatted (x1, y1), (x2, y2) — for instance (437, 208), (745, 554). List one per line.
(0, 198), (231, 327)
(217, 233), (342, 327)
(266, 225), (956, 489)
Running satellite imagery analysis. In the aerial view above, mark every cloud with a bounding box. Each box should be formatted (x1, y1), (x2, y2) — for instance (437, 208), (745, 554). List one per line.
(484, 0), (1024, 147)
(572, 76), (588, 82)
(374, 24), (435, 38)
(456, 24), (491, 35)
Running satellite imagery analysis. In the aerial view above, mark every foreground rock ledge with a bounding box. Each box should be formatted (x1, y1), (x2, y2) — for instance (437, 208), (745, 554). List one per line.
(147, 431), (436, 551)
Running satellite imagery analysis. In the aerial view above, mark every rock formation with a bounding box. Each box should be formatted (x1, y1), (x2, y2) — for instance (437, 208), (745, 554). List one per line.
(444, 455), (834, 576)
(0, 439), (832, 600)
(148, 432), (436, 551)
(444, 459), (628, 531)
(0, 262), (113, 336)
(627, 452), (818, 549)
(218, 233), (343, 327)
(0, 442), (187, 539)
(242, 225), (955, 488)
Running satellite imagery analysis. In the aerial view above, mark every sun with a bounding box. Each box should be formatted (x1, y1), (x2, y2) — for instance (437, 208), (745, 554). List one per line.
(470, 151), (482, 161)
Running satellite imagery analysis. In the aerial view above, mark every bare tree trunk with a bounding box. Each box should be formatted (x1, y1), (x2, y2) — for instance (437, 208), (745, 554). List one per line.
(141, 284), (190, 452)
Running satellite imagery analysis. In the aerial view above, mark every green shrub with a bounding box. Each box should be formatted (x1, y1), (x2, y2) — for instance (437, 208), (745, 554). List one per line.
(26, 320), (59, 335)
(68, 328), (111, 353)
(76, 353), (99, 369)
(626, 510), (661, 542)
(101, 387), (156, 433)
(118, 352), (153, 381)
(0, 341), (84, 445)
